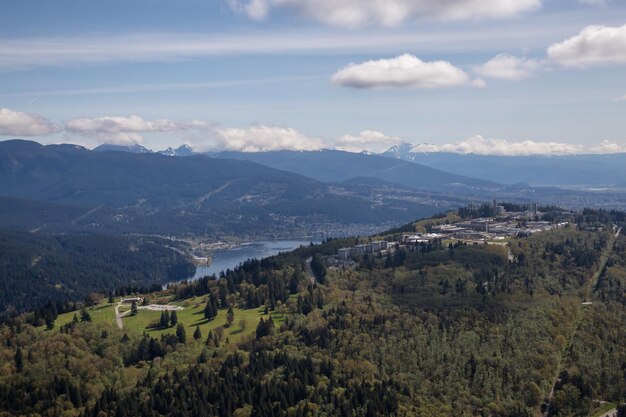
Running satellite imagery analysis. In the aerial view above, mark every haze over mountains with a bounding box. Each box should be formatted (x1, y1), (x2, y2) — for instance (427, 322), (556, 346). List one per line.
(91, 141), (626, 188)
(383, 143), (626, 187)
(0, 140), (465, 238)
(3, 139), (626, 241)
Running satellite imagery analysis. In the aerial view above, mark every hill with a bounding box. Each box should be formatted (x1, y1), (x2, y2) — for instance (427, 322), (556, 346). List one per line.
(0, 140), (453, 238)
(0, 228), (195, 314)
(1, 209), (624, 417)
(382, 144), (626, 187)
(213, 149), (499, 192)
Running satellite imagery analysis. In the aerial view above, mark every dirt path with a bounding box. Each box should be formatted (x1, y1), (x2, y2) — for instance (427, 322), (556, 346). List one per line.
(305, 257), (316, 284)
(543, 228), (620, 417)
(114, 302), (131, 330)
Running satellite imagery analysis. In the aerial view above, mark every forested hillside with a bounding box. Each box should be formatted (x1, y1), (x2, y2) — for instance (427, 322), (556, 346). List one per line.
(0, 140), (452, 238)
(0, 211), (624, 417)
(0, 229), (195, 314)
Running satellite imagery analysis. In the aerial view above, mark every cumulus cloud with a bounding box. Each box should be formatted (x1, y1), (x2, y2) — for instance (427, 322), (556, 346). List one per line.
(475, 54), (544, 80)
(227, 0), (541, 27)
(65, 115), (209, 145)
(203, 125), (324, 152)
(332, 54), (478, 89)
(336, 130), (404, 153)
(411, 135), (583, 156)
(0, 107), (61, 136)
(547, 24), (626, 68)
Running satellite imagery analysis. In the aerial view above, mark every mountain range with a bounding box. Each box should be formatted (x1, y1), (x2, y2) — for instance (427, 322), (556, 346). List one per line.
(4, 139), (626, 239)
(382, 143), (626, 187)
(94, 143), (195, 156)
(212, 149), (497, 193)
(93, 141), (626, 187)
(0, 140), (463, 238)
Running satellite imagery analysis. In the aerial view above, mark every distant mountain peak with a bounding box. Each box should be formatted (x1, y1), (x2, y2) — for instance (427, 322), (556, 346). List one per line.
(384, 142), (414, 156)
(93, 143), (153, 154)
(158, 144), (196, 157)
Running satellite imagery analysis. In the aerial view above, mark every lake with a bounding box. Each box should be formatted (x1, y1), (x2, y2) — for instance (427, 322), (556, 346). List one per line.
(185, 240), (314, 282)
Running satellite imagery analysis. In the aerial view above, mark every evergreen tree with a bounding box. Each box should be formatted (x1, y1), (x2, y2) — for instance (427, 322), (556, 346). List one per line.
(176, 323), (186, 344)
(204, 294), (217, 320)
(80, 308), (92, 322)
(193, 325), (202, 341)
(226, 306), (234, 328)
(131, 301), (138, 316)
(160, 311), (170, 328)
(14, 348), (23, 373)
(170, 310), (178, 326)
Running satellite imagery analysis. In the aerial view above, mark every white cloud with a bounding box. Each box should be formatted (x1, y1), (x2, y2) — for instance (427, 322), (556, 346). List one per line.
(336, 130), (404, 153)
(547, 24), (626, 68)
(588, 140), (626, 153)
(0, 107), (61, 136)
(227, 0), (269, 19)
(65, 115), (209, 145)
(204, 125), (324, 152)
(332, 54), (478, 89)
(475, 54), (544, 80)
(228, 0), (541, 27)
(411, 135), (583, 156)
(1, 26), (584, 71)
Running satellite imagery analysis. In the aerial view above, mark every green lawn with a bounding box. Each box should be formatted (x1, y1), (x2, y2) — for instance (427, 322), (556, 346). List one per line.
(122, 296), (280, 343)
(53, 302), (117, 329)
(53, 296), (282, 344)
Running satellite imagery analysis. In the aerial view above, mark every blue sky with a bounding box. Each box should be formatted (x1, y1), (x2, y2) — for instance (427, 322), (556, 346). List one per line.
(0, 0), (625, 155)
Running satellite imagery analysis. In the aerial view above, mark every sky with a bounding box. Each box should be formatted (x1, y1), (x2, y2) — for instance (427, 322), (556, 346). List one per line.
(0, 0), (625, 155)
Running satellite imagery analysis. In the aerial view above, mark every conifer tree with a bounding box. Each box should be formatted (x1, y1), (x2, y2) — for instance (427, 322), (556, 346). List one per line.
(80, 308), (91, 322)
(14, 348), (23, 373)
(176, 323), (186, 344)
(226, 306), (234, 328)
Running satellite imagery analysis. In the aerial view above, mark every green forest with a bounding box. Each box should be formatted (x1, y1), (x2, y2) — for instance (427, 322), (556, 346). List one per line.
(0, 210), (624, 417)
(0, 229), (195, 315)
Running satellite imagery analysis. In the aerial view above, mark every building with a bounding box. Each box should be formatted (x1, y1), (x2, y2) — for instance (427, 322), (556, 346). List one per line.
(337, 248), (351, 259)
(353, 244), (367, 255)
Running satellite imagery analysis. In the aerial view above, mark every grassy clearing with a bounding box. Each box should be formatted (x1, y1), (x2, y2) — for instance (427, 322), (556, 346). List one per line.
(122, 296), (279, 343)
(52, 295), (282, 343)
(53, 302), (117, 329)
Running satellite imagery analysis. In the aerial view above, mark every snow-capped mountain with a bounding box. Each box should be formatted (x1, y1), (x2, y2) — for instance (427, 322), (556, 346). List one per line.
(157, 144), (196, 157)
(381, 143), (417, 161)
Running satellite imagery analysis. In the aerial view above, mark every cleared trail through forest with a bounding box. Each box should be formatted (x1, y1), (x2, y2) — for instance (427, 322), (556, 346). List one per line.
(542, 227), (620, 417)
